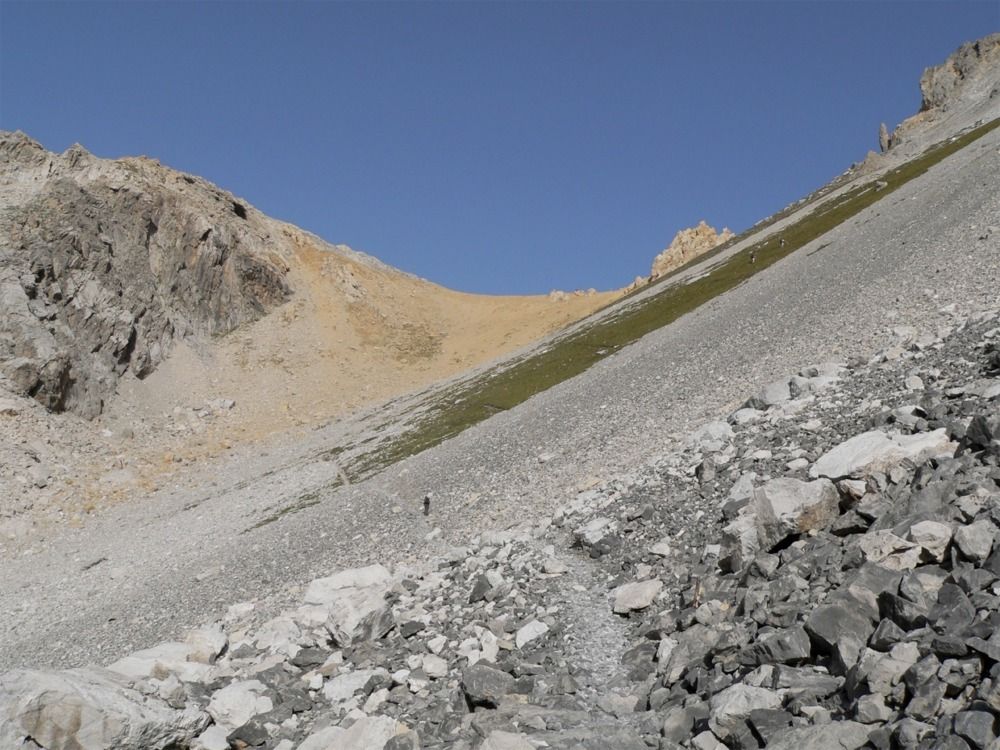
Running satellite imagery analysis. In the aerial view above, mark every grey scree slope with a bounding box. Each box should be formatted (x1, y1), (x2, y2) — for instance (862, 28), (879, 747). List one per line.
(1, 127), (999, 673)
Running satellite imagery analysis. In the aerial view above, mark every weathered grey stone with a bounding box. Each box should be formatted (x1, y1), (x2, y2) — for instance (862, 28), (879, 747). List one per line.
(107, 641), (210, 683)
(612, 579), (662, 614)
(857, 531), (922, 570)
(763, 720), (870, 749)
(708, 684), (782, 725)
(304, 564), (395, 646)
(752, 477), (840, 550)
(907, 520), (953, 562)
(954, 520), (996, 562)
(207, 679), (272, 731)
(856, 693), (894, 723)
(721, 513), (759, 572)
(462, 664), (515, 708)
(481, 730), (535, 750)
(191, 725), (230, 750)
(806, 602), (876, 654)
(514, 619), (549, 648)
(741, 626), (812, 666)
(0, 667), (209, 750)
(930, 583), (976, 636)
(298, 715), (403, 750)
(953, 710), (997, 749)
(744, 379), (792, 410)
(322, 668), (388, 703)
(809, 429), (955, 480)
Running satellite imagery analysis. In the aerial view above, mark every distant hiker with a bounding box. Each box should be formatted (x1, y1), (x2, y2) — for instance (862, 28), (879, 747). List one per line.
(423, 493), (432, 516)
(779, 238), (786, 247)
(749, 249), (758, 264)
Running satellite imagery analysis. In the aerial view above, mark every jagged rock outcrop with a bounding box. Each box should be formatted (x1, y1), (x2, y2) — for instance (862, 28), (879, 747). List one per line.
(650, 220), (733, 280)
(878, 122), (890, 153)
(0, 132), (292, 417)
(920, 33), (1000, 112)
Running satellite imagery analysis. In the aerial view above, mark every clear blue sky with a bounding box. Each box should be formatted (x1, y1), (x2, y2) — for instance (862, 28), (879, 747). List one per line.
(1, 2), (996, 294)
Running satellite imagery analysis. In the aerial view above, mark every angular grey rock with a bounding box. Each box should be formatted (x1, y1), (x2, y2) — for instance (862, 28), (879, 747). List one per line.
(953, 520), (996, 562)
(708, 684), (782, 725)
(907, 520), (952, 562)
(952, 710), (997, 749)
(763, 720), (870, 749)
(721, 513), (759, 572)
(461, 664), (515, 708)
(611, 578), (662, 613)
(298, 715), (403, 750)
(809, 429), (955, 480)
(744, 378), (792, 410)
(879, 122), (890, 153)
(304, 564), (395, 646)
(481, 730), (535, 750)
(805, 602), (875, 655)
(741, 626), (812, 666)
(752, 477), (840, 550)
(0, 667), (209, 750)
(206, 679), (272, 731)
(856, 693), (894, 723)
(514, 619), (549, 648)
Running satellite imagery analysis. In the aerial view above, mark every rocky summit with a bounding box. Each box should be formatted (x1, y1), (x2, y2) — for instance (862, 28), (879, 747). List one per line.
(2, 33), (1000, 750)
(649, 221), (734, 281)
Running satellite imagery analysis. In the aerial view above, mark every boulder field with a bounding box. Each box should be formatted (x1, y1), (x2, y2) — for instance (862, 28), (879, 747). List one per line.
(4, 305), (1000, 749)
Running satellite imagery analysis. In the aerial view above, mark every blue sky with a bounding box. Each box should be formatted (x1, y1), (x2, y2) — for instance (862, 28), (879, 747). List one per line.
(1, 2), (996, 294)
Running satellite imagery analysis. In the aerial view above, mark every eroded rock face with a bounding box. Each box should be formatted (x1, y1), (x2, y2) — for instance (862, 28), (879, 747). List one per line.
(649, 220), (733, 280)
(920, 32), (1000, 112)
(0, 131), (291, 417)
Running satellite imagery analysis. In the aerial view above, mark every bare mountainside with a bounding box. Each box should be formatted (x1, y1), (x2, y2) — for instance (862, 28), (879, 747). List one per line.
(2, 33), (1000, 750)
(0, 135), (617, 519)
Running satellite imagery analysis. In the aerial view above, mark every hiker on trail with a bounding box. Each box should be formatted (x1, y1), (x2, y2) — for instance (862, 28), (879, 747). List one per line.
(423, 493), (432, 515)
(779, 238), (786, 247)
(750, 249), (758, 264)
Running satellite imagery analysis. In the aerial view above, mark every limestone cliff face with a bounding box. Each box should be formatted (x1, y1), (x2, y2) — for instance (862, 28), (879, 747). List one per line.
(649, 221), (733, 280)
(0, 132), (293, 417)
(919, 33), (1000, 113)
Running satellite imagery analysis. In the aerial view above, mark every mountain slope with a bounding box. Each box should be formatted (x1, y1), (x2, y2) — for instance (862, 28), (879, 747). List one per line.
(0, 135), (619, 516)
(1, 34), (998, 681)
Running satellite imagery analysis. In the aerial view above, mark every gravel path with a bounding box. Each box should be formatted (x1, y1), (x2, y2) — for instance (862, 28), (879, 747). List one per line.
(1, 127), (998, 673)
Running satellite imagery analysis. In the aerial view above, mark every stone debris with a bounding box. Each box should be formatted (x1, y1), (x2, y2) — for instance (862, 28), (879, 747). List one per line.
(4, 294), (1000, 747)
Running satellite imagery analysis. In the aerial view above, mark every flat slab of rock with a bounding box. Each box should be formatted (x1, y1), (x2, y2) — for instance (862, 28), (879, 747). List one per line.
(709, 684), (782, 724)
(298, 715), (403, 750)
(462, 664), (515, 708)
(611, 579), (663, 613)
(515, 619), (549, 649)
(762, 720), (870, 749)
(809, 429), (955, 480)
(481, 730), (536, 750)
(0, 667), (208, 750)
